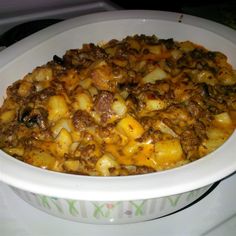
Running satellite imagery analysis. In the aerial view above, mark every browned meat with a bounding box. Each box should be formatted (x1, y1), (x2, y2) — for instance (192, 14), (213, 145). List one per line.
(186, 100), (204, 118)
(94, 91), (114, 123)
(79, 144), (96, 159)
(180, 128), (201, 160)
(73, 110), (95, 131)
(63, 44), (107, 68)
(37, 87), (56, 100)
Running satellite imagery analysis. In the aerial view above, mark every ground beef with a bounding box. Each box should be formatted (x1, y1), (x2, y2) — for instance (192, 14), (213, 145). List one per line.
(94, 91), (114, 113)
(186, 100), (204, 118)
(180, 128), (201, 160)
(73, 110), (95, 131)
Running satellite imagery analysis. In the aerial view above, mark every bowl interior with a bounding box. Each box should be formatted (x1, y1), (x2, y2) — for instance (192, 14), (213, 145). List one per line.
(0, 10), (236, 201)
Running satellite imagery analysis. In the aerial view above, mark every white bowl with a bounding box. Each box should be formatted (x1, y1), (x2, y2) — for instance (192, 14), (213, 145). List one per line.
(0, 10), (236, 224)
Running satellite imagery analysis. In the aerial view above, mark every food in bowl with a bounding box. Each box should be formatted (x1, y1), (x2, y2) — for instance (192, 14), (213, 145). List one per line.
(0, 34), (235, 176)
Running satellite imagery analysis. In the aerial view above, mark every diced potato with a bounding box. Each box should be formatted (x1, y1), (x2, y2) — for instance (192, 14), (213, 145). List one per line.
(146, 99), (167, 111)
(106, 142), (155, 168)
(59, 69), (81, 91)
(195, 70), (217, 86)
(63, 160), (80, 172)
(51, 118), (74, 137)
(91, 60), (115, 91)
(145, 45), (162, 55)
(112, 94), (127, 117)
(72, 92), (92, 111)
(55, 128), (73, 157)
(200, 127), (232, 155)
(96, 153), (120, 176)
(217, 68), (236, 85)
(154, 139), (184, 166)
(122, 141), (140, 156)
(17, 81), (32, 97)
(171, 49), (182, 60)
(179, 41), (195, 53)
(123, 140), (154, 157)
(142, 67), (169, 84)
(112, 59), (128, 67)
(35, 80), (50, 92)
(88, 86), (98, 97)
(70, 131), (81, 142)
(229, 110), (236, 126)
(126, 38), (141, 51)
(0, 110), (15, 123)
(24, 149), (60, 170)
(69, 142), (79, 154)
(116, 115), (144, 139)
(154, 120), (178, 137)
(120, 90), (129, 99)
(4, 147), (24, 156)
(79, 78), (92, 89)
(34, 67), (53, 81)
(214, 112), (233, 127)
(1, 98), (17, 110)
(47, 95), (69, 122)
(24, 67), (53, 82)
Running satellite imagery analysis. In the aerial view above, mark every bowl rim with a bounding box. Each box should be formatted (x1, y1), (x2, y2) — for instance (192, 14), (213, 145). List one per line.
(0, 10), (236, 201)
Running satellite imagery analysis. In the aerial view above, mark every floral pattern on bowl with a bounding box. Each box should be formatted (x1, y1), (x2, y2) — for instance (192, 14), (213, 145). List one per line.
(11, 185), (211, 224)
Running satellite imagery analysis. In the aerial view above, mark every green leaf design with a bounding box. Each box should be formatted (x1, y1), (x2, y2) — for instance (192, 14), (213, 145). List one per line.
(50, 198), (63, 214)
(167, 195), (182, 207)
(38, 195), (51, 209)
(66, 200), (79, 216)
(129, 200), (146, 216)
(92, 203), (106, 218)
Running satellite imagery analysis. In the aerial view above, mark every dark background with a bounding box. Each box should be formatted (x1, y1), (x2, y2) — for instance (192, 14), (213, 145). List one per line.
(111, 0), (236, 29)
(0, 0), (235, 47)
